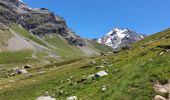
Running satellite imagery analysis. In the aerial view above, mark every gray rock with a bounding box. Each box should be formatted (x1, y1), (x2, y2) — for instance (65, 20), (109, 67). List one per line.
(95, 66), (105, 69)
(154, 95), (166, 100)
(9, 73), (16, 76)
(17, 69), (28, 74)
(95, 71), (108, 77)
(25, 74), (32, 77)
(101, 86), (107, 92)
(159, 52), (164, 56)
(36, 96), (56, 100)
(66, 96), (78, 100)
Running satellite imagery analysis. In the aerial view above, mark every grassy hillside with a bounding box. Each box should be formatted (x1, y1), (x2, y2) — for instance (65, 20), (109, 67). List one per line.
(0, 29), (169, 100)
(43, 34), (84, 60)
(85, 39), (113, 53)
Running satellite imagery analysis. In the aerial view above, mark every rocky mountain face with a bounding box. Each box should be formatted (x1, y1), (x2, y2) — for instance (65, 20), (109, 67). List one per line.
(0, 0), (85, 46)
(98, 28), (144, 49)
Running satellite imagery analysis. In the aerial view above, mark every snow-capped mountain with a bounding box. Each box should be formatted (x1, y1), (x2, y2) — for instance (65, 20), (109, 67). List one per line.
(98, 28), (144, 49)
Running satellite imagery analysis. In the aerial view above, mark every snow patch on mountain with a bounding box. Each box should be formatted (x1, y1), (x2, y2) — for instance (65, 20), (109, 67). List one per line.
(18, 0), (23, 3)
(98, 28), (144, 49)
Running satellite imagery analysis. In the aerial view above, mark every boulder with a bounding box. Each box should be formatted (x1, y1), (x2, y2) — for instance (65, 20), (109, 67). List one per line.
(66, 96), (78, 100)
(17, 69), (28, 74)
(154, 84), (168, 93)
(154, 95), (166, 100)
(95, 71), (108, 77)
(36, 96), (56, 100)
(154, 81), (170, 93)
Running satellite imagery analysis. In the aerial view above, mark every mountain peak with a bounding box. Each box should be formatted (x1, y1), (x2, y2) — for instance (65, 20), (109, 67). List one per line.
(98, 28), (144, 49)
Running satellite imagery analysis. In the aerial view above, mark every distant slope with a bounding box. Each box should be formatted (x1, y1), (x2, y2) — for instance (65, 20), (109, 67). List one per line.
(85, 39), (113, 53)
(0, 28), (169, 100)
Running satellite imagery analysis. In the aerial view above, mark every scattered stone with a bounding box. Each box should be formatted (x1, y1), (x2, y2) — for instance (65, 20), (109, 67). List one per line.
(154, 80), (170, 94)
(95, 71), (108, 78)
(45, 91), (49, 95)
(9, 73), (16, 76)
(101, 86), (107, 92)
(107, 52), (112, 54)
(60, 80), (64, 84)
(154, 84), (168, 93)
(36, 96), (56, 100)
(24, 65), (32, 69)
(103, 62), (108, 64)
(17, 69), (28, 74)
(69, 76), (74, 80)
(95, 66), (105, 69)
(166, 49), (170, 52)
(90, 61), (96, 65)
(87, 74), (95, 79)
(149, 59), (153, 61)
(154, 95), (166, 100)
(59, 90), (64, 95)
(102, 59), (105, 62)
(159, 52), (164, 56)
(37, 71), (46, 74)
(25, 74), (33, 77)
(107, 65), (112, 67)
(66, 96), (78, 100)
(51, 94), (55, 97)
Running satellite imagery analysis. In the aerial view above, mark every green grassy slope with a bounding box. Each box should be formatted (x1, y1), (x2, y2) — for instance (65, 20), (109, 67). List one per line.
(0, 29), (169, 100)
(43, 34), (84, 60)
(86, 39), (113, 53)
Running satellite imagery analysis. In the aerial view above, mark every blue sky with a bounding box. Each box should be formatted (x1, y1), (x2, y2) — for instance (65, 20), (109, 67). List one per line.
(23, 0), (170, 39)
